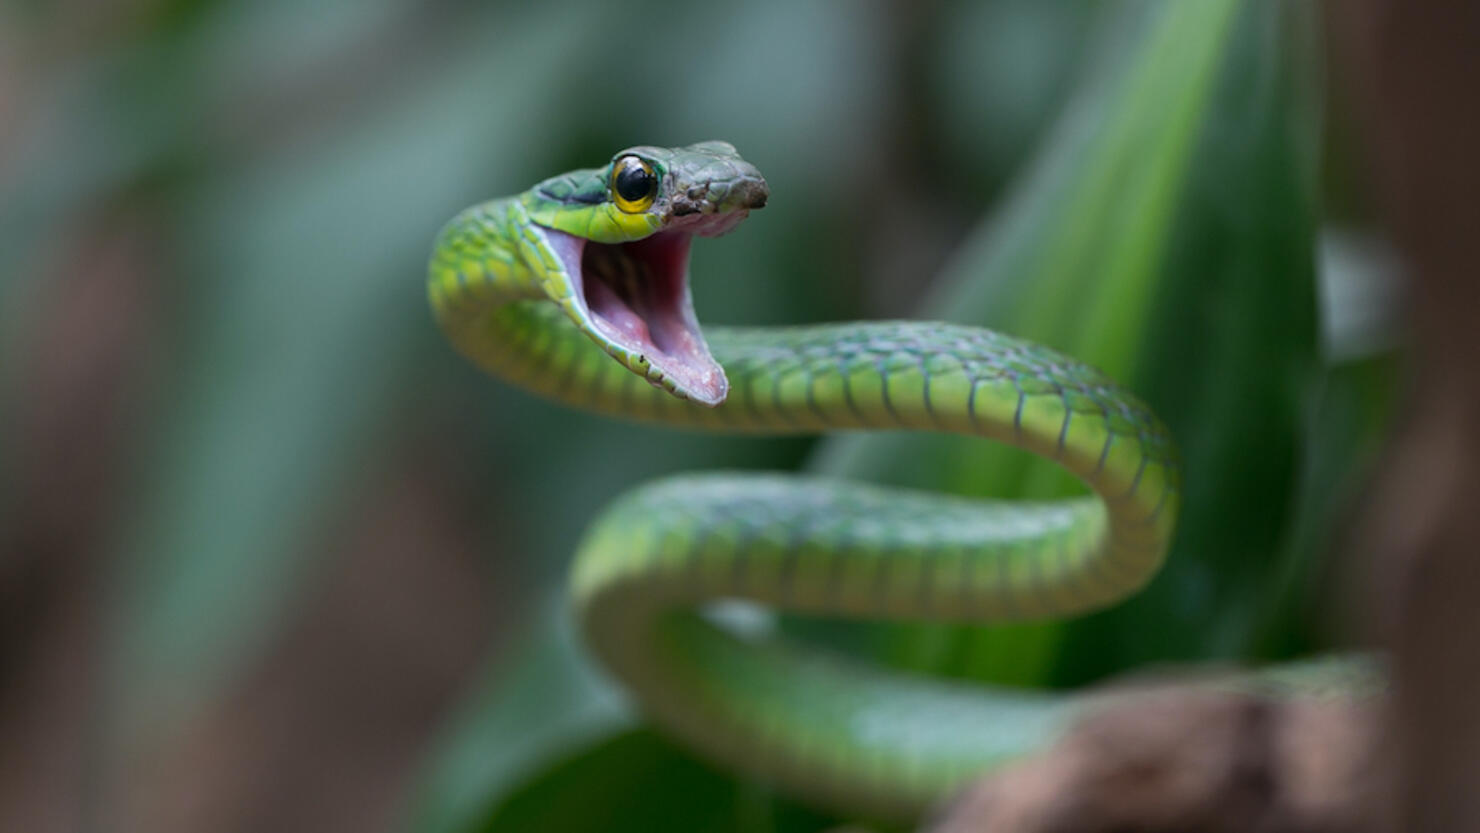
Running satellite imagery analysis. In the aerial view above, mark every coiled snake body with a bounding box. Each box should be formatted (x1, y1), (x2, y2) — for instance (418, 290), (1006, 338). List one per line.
(429, 142), (1184, 819)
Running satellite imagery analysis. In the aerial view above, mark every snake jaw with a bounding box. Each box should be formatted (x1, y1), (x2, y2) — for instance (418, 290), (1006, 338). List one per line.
(540, 226), (728, 406)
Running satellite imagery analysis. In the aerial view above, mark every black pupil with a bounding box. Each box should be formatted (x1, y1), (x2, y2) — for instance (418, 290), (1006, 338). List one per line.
(615, 160), (653, 203)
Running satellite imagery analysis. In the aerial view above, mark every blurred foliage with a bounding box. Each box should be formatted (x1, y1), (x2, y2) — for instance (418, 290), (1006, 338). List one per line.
(473, 727), (834, 833)
(818, 0), (1330, 685)
(0, 1), (1397, 832)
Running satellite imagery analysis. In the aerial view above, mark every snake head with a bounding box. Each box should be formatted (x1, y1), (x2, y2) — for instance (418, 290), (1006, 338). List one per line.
(524, 141), (768, 406)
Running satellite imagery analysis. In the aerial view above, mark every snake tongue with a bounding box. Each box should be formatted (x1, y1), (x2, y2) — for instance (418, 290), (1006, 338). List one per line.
(541, 227), (728, 406)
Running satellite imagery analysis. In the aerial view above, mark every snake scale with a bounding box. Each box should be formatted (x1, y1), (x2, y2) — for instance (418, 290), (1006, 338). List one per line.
(426, 142), (1343, 821)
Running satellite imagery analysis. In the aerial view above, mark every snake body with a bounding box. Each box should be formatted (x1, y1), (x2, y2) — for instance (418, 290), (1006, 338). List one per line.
(429, 143), (1183, 819)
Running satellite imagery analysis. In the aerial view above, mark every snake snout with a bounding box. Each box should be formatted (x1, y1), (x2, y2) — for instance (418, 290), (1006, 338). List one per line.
(670, 175), (768, 219)
(699, 174), (767, 213)
(735, 177), (768, 209)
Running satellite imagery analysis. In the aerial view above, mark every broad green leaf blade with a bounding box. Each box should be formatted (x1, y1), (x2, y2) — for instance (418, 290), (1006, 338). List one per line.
(1052, 0), (1324, 680)
(811, 0), (1323, 685)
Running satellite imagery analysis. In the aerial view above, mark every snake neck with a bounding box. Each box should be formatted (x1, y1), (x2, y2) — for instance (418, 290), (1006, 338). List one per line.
(428, 197), (593, 402)
(428, 197), (548, 315)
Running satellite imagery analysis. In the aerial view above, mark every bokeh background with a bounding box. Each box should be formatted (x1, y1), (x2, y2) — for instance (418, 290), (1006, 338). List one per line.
(1, 2), (1404, 831)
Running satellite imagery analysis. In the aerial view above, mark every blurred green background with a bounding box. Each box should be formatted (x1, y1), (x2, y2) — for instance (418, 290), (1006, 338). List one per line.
(0, 1), (1398, 831)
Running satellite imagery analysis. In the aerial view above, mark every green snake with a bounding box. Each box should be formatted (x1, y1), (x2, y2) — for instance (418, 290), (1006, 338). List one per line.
(428, 141), (1197, 819)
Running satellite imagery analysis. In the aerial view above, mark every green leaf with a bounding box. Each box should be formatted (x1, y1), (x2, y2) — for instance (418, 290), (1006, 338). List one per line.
(811, 0), (1324, 685)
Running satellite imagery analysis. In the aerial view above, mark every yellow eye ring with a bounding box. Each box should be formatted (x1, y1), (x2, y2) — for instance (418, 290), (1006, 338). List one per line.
(610, 156), (658, 213)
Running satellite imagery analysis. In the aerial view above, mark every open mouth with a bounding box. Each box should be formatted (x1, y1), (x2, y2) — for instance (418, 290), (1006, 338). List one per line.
(538, 227), (728, 406)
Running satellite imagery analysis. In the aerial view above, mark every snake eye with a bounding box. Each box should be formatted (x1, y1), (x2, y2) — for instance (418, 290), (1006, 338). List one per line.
(611, 156), (658, 213)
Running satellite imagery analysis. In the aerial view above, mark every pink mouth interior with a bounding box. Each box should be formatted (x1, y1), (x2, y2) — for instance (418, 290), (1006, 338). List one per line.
(543, 228), (728, 405)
